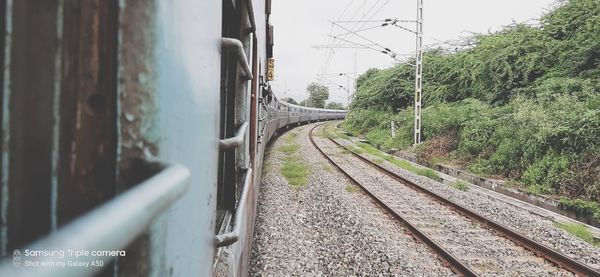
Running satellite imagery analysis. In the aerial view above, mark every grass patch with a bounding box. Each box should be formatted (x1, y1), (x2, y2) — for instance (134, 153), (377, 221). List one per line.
(554, 222), (600, 247)
(357, 142), (384, 158)
(346, 185), (360, 193)
(352, 142), (443, 182)
(280, 157), (309, 189)
(263, 161), (273, 174)
(416, 168), (442, 182)
(451, 181), (469, 191)
(322, 163), (334, 173)
(323, 123), (351, 140)
(283, 132), (299, 143)
(347, 144), (365, 154)
(312, 131), (324, 137)
(373, 158), (384, 164)
(558, 198), (600, 222)
(277, 144), (300, 154)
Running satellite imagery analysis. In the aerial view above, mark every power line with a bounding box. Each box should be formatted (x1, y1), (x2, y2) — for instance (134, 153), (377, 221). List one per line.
(327, 35), (390, 55)
(330, 20), (392, 53)
(326, 0), (394, 73)
(318, 2), (347, 74)
(323, 0), (386, 74)
(319, 0), (363, 74)
(333, 18), (416, 23)
(312, 44), (378, 49)
(334, 24), (385, 37)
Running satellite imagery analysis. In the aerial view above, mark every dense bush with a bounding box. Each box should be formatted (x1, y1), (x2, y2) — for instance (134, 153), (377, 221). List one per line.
(344, 0), (600, 201)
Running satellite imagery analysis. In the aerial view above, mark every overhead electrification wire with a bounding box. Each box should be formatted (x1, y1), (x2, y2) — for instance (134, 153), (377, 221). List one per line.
(334, 24), (385, 37)
(322, 0), (384, 73)
(334, 19), (416, 23)
(330, 20), (394, 54)
(326, 35), (400, 61)
(391, 23), (416, 34)
(312, 44), (378, 49)
(319, 0), (361, 74)
(323, 0), (393, 73)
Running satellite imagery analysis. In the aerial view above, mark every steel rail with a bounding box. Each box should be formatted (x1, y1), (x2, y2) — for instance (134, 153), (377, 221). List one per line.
(308, 124), (478, 277)
(0, 162), (191, 277)
(324, 124), (600, 277)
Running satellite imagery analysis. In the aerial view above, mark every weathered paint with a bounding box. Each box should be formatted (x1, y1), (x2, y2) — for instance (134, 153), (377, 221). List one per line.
(116, 0), (222, 275)
(57, 0), (118, 227)
(154, 0), (223, 275)
(0, 0), (345, 275)
(115, 0), (159, 275)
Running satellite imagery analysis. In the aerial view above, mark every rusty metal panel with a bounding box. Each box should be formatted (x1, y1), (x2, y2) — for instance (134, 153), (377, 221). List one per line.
(57, 0), (118, 227)
(0, 0), (119, 257)
(115, 0), (158, 275)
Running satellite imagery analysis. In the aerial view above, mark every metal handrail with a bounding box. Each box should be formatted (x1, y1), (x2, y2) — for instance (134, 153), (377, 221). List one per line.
(221, 38), (253, 80)
(219, 122), (249, 150)
(215, 168), (253, 247)
(0, 162), (191, 277)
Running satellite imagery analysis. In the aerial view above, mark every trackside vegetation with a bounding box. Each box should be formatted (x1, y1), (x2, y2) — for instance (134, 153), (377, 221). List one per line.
(278, 131), (310, 189)
(554, 222), (600, 247)
(325, 124), (443, 182)
(342, 0), (600, 212)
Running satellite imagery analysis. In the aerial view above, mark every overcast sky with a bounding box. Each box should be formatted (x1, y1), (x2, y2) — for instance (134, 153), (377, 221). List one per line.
(270, 0), (557, 105)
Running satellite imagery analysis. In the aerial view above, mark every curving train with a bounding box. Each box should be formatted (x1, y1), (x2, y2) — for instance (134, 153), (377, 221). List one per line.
(0, 0), (344, 276)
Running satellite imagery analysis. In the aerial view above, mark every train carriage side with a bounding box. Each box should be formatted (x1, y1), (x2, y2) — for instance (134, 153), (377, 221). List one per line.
(0, 1), (348, 276)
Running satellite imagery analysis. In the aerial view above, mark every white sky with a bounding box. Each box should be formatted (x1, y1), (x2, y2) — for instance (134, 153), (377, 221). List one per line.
(270, 0), (556, 105)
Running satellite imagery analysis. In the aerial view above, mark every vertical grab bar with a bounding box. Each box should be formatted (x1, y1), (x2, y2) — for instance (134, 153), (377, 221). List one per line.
(215, 168), (253, 247)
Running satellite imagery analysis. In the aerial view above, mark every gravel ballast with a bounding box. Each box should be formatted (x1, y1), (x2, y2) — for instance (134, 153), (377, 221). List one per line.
(250, 123), (454, 276)
(315, 130), (571, 276)
(333, 124), (600, 272)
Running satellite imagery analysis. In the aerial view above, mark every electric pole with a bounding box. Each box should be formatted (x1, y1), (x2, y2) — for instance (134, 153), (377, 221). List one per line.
(413, 0), (424, 145)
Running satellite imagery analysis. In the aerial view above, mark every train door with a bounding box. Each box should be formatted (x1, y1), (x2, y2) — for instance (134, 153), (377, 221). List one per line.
(215, 0), (257, 274)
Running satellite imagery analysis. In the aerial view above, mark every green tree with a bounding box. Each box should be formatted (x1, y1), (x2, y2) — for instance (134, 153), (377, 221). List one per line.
(282, 97), (298, 105)
(325, 102), (345, 110)
(343, 0), (600, 200)
(306, 82), (329, 108)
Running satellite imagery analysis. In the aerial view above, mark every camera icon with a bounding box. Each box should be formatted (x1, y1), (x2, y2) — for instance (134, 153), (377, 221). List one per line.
(13, 249), (21, 267)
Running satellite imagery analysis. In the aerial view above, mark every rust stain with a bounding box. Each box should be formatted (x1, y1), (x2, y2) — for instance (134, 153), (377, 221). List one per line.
(117, 0), (159, 174)
(56, 0), (118, 225)
(88, 0), (100, 84)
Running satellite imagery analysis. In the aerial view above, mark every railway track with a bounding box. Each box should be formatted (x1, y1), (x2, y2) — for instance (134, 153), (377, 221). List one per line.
(309, 123), (600, 277)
